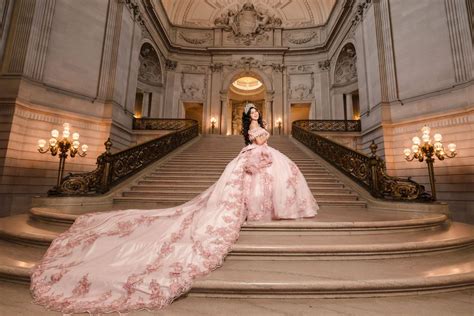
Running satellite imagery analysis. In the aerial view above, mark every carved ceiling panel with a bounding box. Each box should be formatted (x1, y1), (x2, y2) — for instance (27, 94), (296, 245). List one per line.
(160, 0), (336, 28)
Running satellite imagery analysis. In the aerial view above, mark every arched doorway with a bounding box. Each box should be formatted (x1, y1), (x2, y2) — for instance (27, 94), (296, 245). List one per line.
(226, 73), (267, 135)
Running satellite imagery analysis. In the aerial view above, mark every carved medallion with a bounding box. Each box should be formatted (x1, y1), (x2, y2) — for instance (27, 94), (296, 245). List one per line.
(214, 2), (282, 46)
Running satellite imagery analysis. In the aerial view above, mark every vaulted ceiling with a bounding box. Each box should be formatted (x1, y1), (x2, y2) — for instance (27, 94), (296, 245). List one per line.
(160, 0), (336, 28)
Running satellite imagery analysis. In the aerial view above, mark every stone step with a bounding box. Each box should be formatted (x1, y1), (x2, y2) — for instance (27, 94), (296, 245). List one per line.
(27, 208), (448, 233)
(142, 175), (340, 183)
(121, 191), (360, 201)
(231, 222), (474, 259)
(113, 196), (367, 207)
(130, 185), (352, 194)
(149, 170), (331, 177)
(189, 250), (474, 298)
(1, 222), (471, 284)
(157, 164), (328, 171)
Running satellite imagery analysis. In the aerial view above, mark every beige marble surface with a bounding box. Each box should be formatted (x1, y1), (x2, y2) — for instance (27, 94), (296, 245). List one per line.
(0, 281), (472, 316)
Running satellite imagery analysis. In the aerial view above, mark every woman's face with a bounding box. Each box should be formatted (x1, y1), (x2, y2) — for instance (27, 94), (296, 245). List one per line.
(250, 108), (259, 121)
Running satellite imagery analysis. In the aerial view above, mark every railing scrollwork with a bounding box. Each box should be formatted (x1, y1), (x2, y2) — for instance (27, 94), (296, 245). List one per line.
(49, 119), (199, 196)
(292, 121), (431, 201)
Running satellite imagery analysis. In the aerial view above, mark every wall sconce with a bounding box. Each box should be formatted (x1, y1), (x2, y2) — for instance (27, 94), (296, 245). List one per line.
(276, 118), (282, 135)
(403, 125), (457, 201)
(38, 123), (88, 191)
(210, 117), (217, 134)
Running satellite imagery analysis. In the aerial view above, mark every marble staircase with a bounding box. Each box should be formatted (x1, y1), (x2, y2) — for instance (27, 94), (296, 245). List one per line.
(0, 135), (473, 298)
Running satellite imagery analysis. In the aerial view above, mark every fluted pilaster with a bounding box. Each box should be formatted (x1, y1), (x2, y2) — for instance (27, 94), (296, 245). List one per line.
(23, 0), (56, 81)
(445, 0), (473, 83)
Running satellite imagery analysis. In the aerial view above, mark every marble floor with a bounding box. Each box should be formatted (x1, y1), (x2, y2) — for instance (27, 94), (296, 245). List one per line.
(1, 281), (472, 316)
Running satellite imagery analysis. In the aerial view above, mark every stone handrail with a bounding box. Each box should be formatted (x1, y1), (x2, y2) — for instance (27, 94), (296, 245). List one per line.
(292, 121), (431, 201)
(49, 119), (199, 196)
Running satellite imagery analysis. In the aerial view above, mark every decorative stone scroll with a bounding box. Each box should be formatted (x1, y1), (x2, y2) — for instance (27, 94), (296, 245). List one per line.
(214, 2), (282, 46)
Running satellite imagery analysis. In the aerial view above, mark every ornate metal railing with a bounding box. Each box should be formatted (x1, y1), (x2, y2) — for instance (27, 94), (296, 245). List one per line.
(50, 119), (199, 196)
(133, 118), (197, 130)
(293, 119), (361, 132)
(292, 121), (431, 201)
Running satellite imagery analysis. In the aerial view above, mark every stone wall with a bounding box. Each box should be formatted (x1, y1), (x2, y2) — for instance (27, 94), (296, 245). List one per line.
(350, 0), (473, 222)
(0, 0), (146, 216)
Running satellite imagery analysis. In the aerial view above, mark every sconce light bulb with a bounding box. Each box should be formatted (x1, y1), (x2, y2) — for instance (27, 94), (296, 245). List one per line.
(72, 140), (80, 149)
(49, 138), (57, 147)
(81, 144), (88, 152)
(412, 137), (421, 145)
(411, 144), (419, 153)
(72, 132), (80, 140)
(51, 129), (59, 138)
(403, 148), (411, 157)
(434, 142), (443, 150)
(38, 139), (46, 148)
(421, 133), (430, 143)
(448, 143), (456, 152)
(433, 133), (442, 142)
(421, 125), (430, 135)
(63, 129), (70, 138)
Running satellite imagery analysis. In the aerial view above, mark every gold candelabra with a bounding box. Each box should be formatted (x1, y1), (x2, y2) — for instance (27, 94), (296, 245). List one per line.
(210, 117), (217, 134)
(403, 125), (457, 201)
(38, 123), (88, 190)
(276, 118), (282, 135)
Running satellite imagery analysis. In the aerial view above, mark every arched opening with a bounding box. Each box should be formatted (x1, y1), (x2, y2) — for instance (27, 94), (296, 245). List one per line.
(332, 43), (360, 121)
(227, 74), (266, 135)
(134, 43), (163, 118)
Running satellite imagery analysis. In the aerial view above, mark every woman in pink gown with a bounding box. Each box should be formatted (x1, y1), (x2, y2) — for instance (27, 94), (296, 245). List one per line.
(30, 103), (318, 314)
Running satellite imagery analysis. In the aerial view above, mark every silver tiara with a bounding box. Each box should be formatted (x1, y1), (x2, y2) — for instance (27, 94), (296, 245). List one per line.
(244, 103), (255, 115)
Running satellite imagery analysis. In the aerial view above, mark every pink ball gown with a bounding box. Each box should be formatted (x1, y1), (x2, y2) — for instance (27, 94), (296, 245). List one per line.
(31, 126), (318, 314)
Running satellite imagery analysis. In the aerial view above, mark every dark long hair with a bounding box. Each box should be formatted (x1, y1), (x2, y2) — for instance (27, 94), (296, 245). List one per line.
(241, 106), (264, 145)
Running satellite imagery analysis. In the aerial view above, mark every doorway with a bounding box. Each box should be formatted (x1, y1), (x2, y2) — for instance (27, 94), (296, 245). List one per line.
(290, 103), (311, 131)
(184, 102), (203, 134)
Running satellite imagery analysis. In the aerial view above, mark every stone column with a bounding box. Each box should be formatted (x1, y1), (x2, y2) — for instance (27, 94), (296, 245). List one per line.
(141, 92), (150, 117)
(163, 60), (177, 117)
(345, 93), (354, 120)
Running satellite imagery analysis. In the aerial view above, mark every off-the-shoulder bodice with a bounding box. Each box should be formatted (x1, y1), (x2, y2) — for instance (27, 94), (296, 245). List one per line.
(248, 126), (270, 141)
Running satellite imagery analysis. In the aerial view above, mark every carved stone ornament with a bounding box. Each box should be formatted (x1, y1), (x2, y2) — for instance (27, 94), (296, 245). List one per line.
(181, 74), (206, 100)
(289, 73), (314, 100)
(178, 32), (212, 45)
(210, 63), (224, 72)
(214, 2), (282, 46)
(286, 31), (318, 45)
(165, 59), (177, 71)
(334, 44), (357, 85)
(351, 0), (372, 26)
(318, 60), (331, 71)
(138, 43), (162, 86)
